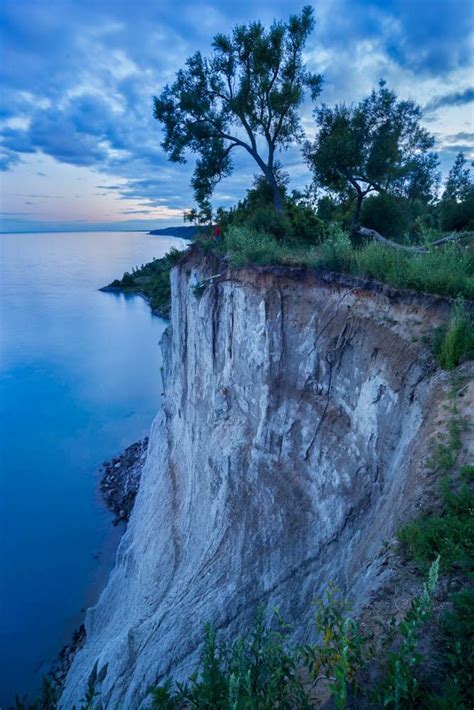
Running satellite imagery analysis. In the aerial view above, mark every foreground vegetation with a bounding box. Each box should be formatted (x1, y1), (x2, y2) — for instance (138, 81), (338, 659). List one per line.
(21, 552), (472, 709)
(149, 562), (441, 709)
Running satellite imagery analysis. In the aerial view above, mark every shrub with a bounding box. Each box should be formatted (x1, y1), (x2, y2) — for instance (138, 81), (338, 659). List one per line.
(106, 247), (188, 317)
(151, 610), (311, 709)
(439, 587), (474, 705)
(224, 226), (285, 266)
(315, 225), (353, 270)
(360, 193), (413, 240)
(434, 299), (474, 370)
(242, 204), (292, 240)
(398, 431), (473, 573)
(303, 588), (369, 709)
(375, 557), (440, 708)
(439, 189), (474, 233)
(286, 201), (328, 245)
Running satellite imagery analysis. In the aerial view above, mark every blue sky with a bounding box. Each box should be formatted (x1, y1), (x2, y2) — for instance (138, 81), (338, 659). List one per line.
(0, 0), (473, 232)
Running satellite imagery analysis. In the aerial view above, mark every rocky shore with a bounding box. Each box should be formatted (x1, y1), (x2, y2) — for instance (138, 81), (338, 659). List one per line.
(51, 625), (86, 688)
(100, 437), (148, 524)
(51, 438), (148, 692)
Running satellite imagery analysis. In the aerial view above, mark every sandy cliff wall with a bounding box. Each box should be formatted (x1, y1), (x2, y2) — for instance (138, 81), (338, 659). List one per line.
(61, 254), (457, 707)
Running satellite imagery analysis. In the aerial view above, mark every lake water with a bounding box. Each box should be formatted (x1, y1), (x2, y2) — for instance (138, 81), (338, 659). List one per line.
(0, 231), (185, 705)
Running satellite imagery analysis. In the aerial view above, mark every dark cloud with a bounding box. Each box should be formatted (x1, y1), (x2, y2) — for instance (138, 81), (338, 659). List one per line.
(0, 211), (30, 215)
(425, 88), (474, 113)
(443, 132), (474, 143)
(439, 144), (474, 155)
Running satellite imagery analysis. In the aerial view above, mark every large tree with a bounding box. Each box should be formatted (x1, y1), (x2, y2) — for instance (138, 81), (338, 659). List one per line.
(153, 6), (322, 213)
(304, 82), (439, 235)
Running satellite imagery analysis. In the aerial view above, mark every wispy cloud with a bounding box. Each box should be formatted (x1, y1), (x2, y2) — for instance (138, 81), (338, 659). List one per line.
(425, 87), (474, 114)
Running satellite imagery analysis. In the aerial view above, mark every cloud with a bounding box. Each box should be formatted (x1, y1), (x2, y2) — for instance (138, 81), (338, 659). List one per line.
(0, 211), (30, 215)
(442, 132), (474, 143)
(425, 87), (474, 114)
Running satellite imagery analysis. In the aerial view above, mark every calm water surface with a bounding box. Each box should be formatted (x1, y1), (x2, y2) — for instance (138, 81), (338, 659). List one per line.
(0, 231), (185, 704)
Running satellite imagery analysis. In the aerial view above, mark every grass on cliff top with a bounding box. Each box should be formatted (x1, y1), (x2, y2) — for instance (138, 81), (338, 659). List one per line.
(107, 224), (473, 320)
(216, 224), (474, 301)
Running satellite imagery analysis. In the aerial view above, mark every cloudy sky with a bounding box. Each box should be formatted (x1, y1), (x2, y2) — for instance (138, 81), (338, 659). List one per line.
(0, 0), (473, 232)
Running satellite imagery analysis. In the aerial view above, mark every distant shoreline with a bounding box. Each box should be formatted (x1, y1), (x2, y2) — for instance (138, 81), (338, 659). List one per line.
(148, 225), (196, 238)
(0, 226), (195, 236)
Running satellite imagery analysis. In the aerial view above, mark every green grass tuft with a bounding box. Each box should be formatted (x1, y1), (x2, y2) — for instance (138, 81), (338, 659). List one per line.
(434, 300), (474, 370)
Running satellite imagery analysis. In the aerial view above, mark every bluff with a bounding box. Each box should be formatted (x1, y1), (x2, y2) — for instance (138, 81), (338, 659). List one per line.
(60, 251), (466, 707)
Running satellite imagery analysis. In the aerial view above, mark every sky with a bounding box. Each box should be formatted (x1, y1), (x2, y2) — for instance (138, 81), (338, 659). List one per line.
(0, 0), (473, 232)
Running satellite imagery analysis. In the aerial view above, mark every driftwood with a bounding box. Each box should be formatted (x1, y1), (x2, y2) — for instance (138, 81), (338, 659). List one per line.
(357, 226), (474, 254)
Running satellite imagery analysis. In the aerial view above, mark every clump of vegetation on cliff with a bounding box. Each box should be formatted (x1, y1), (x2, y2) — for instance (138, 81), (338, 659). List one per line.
(433, 300), (474, 369)
(106, 247), (184, 317)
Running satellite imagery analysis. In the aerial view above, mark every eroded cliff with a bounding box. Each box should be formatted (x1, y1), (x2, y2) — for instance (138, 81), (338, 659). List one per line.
(61, 253), (464, 707)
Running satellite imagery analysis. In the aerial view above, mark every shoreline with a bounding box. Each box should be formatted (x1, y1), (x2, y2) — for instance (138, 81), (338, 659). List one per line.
(51, 437), (148, 691)
(99, 285), (170, 319)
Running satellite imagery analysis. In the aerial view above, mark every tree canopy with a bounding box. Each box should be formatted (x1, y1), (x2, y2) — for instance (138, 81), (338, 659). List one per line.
(153, 6), (321, 213)
(304, 82), (440, 234)
(442, 152), (473, 203)
(439, 152), (474, 232)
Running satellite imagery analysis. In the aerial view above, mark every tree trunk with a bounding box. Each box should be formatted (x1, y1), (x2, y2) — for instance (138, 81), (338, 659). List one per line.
(266, 171), (283, 212)
(351, 190), (363, 235)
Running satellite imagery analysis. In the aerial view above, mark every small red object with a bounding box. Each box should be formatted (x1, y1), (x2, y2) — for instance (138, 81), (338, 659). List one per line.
(213, 225), (222, 240)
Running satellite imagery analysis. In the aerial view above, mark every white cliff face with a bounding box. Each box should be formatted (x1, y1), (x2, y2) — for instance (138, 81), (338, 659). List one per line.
(61, 255), (454, 708)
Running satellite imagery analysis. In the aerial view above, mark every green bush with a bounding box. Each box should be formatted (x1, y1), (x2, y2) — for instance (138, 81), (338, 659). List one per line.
(149, 561), (442, 709)
(397, 495), (473, 573)
(440, 189), (474, 233)
(219, 221), (473, 299)
(151, 610), (311, 709)
(439, 587), (474, 705)
(242, 204), (292, 240)
(121, 271), (135, 287)
(303, 588), (369, 709)
(315, 225), (353, 270)
(360, 193), (413, 240)
(375, 557), (440, 709)
(398, 427), (474, 573)
(287, 203), (328, 244)
(224, 226), (286, 266)
(434, 299), (474, 370)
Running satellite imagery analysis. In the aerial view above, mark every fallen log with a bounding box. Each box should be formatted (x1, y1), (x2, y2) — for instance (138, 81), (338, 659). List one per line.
(357, 226), (474, 254)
